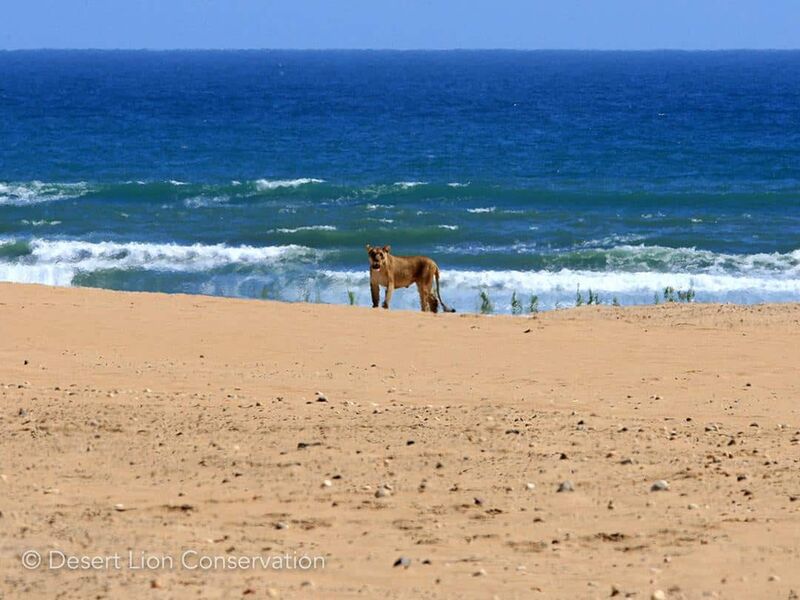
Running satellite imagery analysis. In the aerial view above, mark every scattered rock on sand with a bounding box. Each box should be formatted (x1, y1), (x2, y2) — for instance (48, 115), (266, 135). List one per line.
(525, 482), (536, 491)
(393, 556), (411, 568)
(321, 479), (332, 487)
(651, 480), (670, 492)
(557, 480), (574, 493)
(652, 591), (666, 600)
(274, 521), (289, 530)
(315, 391), (328, 402)
(113, 503), (127, 511)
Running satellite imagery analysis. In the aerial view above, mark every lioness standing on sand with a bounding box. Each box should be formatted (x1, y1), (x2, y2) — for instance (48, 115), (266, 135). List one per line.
(366, 245), (456, 313)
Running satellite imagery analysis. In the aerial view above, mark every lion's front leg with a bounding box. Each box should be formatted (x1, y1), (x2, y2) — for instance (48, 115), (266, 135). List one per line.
(383, 280), (394, 309)
(370, 279), (380, 308)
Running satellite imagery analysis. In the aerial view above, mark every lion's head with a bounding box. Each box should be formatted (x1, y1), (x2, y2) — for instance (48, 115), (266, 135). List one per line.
(366, 245), (391, 271)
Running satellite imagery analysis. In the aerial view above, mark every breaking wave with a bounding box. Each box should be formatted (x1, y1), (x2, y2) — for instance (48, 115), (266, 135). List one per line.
(0, 181), (90, 206)
(0, 238), (319, 287)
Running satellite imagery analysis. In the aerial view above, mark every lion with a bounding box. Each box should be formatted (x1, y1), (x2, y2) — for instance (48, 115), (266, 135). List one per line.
(366, 245), (456, 313)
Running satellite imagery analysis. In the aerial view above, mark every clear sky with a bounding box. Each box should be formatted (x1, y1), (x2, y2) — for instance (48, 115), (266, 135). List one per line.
(1, 0), (797, 51)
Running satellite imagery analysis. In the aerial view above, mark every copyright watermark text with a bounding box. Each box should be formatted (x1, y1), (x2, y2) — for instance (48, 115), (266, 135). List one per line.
(21, 549), (325, 571)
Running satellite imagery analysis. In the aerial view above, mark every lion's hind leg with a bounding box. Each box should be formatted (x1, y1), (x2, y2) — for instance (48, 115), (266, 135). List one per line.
(428, 292), (439, 313)
(417, 283), (431, 312)
(417, 268), (439, 313)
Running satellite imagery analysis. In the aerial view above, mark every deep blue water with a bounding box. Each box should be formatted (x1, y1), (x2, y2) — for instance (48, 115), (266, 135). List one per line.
(1, 50), (799, 311)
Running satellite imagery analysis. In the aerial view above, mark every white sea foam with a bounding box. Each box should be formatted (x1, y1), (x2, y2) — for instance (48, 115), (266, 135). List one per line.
(438, 225), (459, 230)
(169, 180), (189, 186)
(319, 265), (800, 312)
(467, 207), (496, 214)
(274, 225), (337, 233)
(255, 178), (324, 190)
(447, 182), (470, 187)
(577, 234), (646, 248)
(0, 181), (90, 206)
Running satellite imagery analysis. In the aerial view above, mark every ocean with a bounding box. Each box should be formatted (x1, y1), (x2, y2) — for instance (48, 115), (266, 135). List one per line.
(1, 50), (799, 312)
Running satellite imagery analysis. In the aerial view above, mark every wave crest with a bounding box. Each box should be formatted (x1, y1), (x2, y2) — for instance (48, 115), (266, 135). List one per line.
(255, 178), (324, 190)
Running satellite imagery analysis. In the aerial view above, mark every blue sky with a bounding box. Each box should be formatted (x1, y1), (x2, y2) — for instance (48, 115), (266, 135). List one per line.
(1, 0), (797, 50)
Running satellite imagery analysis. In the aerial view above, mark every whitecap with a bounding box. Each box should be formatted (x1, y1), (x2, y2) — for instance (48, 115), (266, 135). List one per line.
(255, 178), (324, 190)
(0, 181), (90, 206)
(21, 220), (62, 226)
(274, 225), (337, 233)
(393, 181), (426, 189)
(184, 196), (228, 208)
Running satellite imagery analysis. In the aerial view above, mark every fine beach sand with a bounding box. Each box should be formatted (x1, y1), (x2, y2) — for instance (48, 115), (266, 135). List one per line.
(1, 282), (799, 599)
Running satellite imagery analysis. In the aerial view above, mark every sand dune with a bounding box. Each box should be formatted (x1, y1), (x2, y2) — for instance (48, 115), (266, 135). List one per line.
(1, 282), (799, 599)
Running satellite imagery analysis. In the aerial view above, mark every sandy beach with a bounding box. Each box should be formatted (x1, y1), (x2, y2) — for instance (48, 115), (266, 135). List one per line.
(1, 282), (799, 599)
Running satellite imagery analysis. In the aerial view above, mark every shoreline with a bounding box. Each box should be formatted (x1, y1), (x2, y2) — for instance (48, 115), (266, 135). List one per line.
(2, 280), (797, 315)
(2, 281), (799, 598)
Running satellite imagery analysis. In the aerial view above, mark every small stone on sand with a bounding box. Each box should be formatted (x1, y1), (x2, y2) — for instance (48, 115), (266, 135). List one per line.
(651, 480), (670, 492)
(557, 480), (574, 493)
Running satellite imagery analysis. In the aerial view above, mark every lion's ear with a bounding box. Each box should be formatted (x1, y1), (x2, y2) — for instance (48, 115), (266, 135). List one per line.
(383, 245), (391, 253)
(365, 244), (372, 251)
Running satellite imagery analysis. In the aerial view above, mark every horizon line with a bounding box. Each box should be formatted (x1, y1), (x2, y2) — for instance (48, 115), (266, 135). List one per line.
(2, 47), (800, 53)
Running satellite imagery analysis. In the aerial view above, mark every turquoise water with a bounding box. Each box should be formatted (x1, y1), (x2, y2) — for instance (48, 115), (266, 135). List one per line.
(1, 50), (799, 312)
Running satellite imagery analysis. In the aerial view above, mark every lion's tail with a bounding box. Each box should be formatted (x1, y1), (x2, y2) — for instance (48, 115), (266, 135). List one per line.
(435, 267), (456, 313)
